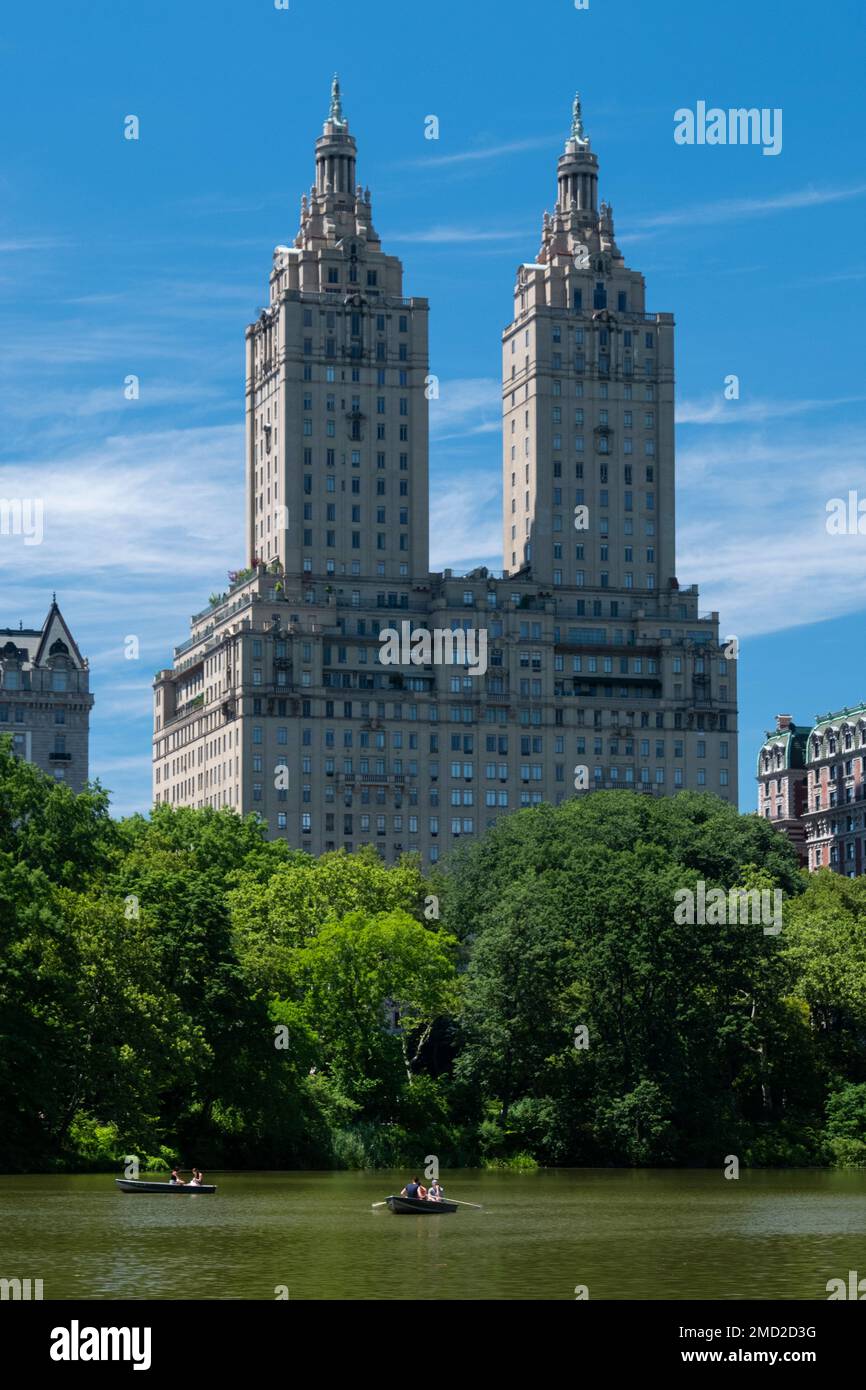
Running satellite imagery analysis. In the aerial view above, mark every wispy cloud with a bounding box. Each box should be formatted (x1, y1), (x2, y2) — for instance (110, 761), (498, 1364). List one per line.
(430, 378), (500, 438)
(676, 419), (866, 637)
(677, 393), (866, 426)
(402, 136), (556, 169)
(429, 473), (501, 572)
(626, 181), (866, 235)
(3, 380), (231, 422)
(0, 236), (70, 253)
(389, 225), (529, 245)
(0, 423), (243, 580)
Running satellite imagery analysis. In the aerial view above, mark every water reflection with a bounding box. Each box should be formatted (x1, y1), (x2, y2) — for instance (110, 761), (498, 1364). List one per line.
(0, 1169), (863, 1300)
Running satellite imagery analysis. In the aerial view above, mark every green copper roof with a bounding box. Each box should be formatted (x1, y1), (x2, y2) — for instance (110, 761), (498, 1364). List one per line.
(757, 722), (808, 774)
(811, 703), (866, 732)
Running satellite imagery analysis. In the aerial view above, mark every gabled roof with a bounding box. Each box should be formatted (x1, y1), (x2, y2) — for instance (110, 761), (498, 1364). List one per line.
(33, 599), (87, 668)
(0, 600), (86, 669)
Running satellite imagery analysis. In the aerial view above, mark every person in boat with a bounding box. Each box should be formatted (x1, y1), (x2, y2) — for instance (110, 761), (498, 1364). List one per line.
(170, 1168), (185, 1185)
(416, 1181), (428, 1200)
(400, 1177), (421, 1199)
(188, 1168), (203, 1187)
(427, 1179), (443, 1202)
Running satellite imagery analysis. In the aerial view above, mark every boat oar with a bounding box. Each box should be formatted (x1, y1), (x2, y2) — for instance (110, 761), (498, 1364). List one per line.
(371, 1196), (484, 1209)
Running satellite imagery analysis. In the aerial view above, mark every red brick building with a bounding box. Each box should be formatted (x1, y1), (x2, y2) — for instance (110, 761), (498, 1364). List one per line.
(758, 706), (866, 874)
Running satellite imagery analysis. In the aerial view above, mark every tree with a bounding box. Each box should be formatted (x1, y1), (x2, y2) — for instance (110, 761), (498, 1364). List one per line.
(229, 846), (431, 997)
(297, 909), (458, 1117)
(451, 792), (810, 1164)
(784, 870), (866, 1084)
(0, 737), (115, 889)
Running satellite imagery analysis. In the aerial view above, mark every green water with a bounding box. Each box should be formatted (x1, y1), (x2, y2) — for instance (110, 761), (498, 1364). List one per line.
(1, 1169), (864, 1300)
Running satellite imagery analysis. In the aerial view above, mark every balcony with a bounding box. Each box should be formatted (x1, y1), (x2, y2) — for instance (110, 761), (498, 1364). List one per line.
(49, 751), (72, 762)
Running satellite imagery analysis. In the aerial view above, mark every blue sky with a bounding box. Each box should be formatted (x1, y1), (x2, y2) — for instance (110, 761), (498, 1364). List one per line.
(1, 0), (864, 815)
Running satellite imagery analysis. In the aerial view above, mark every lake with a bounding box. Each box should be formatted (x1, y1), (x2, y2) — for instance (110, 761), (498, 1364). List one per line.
(1, 1168), (864, 1300)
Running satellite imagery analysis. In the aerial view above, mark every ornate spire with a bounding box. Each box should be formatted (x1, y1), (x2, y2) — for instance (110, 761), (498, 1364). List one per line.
(571, 92), (590, 147)
(329, 73), (346, 127)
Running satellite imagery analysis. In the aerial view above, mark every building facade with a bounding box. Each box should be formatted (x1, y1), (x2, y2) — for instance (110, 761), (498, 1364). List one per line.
(759, 707), (866, 874)
(0, 598), (93, 793)
(153, 83), (739, 861)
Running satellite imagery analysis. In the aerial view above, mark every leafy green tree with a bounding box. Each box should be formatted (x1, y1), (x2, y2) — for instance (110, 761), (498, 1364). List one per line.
(115, 803), (293, 885)
(298, 909), (458, 1117)
(451, 793), (810, 1164)
(823, 1083), (866, 1166)
(0, 867), (191, 1168)
(0, 737), (115, 889)
(229, 846), (431, 997)
(111, 840), (275, 1159)
(784, 871), (866, 1038)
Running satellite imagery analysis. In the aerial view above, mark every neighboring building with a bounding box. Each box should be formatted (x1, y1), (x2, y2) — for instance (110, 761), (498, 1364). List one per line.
(153, 82), (739, 861)
(0, 597), (94, 792)
(756, 714), (808, 862)
(758, 706), (866, 874)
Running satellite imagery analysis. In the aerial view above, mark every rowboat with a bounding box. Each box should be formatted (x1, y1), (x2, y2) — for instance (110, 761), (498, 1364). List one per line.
(115, 1178), (217, 1194)
(385, 1194), (457, 1215)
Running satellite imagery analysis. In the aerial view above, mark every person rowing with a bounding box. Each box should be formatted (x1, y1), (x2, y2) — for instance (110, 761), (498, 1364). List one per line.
(400, 1176), (421, 1199)
(170, 1168), (185, 1186)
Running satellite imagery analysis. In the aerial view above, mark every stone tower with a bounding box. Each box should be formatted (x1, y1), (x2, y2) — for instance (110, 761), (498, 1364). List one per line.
(245, 75), (430, 586)
(502, 94), (675, 594)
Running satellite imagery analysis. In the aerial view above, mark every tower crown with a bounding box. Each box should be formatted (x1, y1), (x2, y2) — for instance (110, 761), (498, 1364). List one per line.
(295, 76), (377, 253)
(315, 73), (357, 200)
(556, 92), (599, 216)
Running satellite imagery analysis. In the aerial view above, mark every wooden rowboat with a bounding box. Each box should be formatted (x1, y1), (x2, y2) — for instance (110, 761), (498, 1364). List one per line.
(115, 1178), (217, 1194)
(385, 1194), (457, 1215)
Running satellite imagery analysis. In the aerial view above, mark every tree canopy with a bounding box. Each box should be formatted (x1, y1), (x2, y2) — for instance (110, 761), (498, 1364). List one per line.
(1, 749), (864, 1173)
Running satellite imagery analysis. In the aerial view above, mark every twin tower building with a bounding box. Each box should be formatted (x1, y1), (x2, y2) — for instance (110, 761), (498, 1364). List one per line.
(152, 80), (738, 861)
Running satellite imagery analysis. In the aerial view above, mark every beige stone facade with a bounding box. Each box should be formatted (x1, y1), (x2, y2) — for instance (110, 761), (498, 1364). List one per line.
(0, 599), (93, 793)
(153, 86), (739, 860)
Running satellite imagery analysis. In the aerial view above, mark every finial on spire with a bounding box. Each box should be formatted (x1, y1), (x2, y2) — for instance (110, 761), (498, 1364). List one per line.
(329, 73), (346, 127)
(571, 92), (589, 146)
